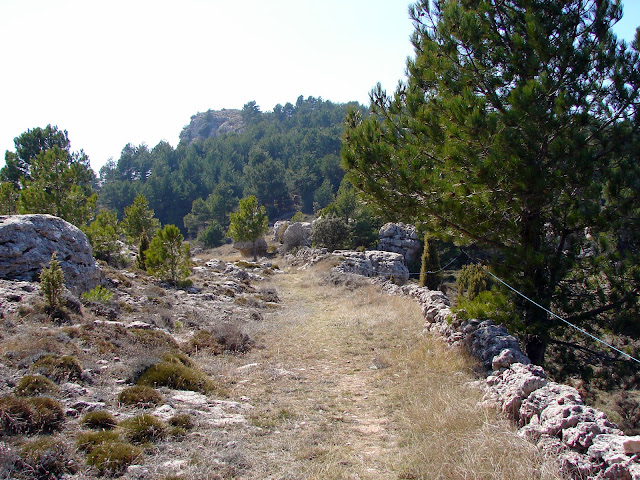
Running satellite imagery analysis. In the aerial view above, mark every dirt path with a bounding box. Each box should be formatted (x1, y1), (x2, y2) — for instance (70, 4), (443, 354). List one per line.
(185, 261), (556, 480)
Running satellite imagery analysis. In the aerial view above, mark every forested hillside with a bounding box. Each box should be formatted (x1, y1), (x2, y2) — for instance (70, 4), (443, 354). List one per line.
(97, 96), (365, 232)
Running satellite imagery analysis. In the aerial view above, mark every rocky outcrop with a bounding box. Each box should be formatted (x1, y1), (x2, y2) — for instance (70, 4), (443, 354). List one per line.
(333, 250), (410, 284)
(377, 223), (422, 265)
(179, 109), (244, 144)
(0, 215), (100, 292)
(280, 222), (312, 253)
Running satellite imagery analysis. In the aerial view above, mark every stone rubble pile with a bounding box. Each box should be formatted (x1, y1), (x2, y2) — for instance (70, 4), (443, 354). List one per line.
(395, 282), (640, 480)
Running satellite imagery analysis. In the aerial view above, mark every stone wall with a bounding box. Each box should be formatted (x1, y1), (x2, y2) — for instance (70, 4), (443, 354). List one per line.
(376, 280), (640, 480)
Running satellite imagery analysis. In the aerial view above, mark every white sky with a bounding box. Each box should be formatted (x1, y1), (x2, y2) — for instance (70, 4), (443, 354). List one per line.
(1, 0), (638, 173)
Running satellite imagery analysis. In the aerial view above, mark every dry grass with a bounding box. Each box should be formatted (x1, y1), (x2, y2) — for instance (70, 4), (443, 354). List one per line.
(192, 260), (560, 480)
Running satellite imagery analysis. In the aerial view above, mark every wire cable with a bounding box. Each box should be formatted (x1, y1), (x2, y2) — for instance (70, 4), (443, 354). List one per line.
(459, 249), (640, 365)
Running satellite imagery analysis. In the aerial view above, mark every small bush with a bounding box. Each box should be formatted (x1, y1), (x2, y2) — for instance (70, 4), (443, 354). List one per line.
(183, 325), (253, 355)
(76, 430), (120, 453)
(14, 375), (58, 397)
(118, 385), (163, 408)
(136, 354), (216, 394)
(86, 441), (142, 476)
(20, 436), (74, 479)
(0, 395), (64, 435)
(168, 413), (195, 431)
(81, 410), (118, 430)
(119, 414), (167, 444)
(40, 252), (65, 314)
(457, 264), (489, 300)
(31, 354), (83, 382)
(130, 328), (179, 350)
(311, 216), (349, 251)
(197, 221), (226, 248)
(81, 285), (113, 304)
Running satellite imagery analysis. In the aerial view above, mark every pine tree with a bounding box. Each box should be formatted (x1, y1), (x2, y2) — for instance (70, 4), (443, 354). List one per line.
(343, 0), (640, 364)
(40, 252), (65, 314)
(227, 196), (269, 262)
(145, 225), (191, 284)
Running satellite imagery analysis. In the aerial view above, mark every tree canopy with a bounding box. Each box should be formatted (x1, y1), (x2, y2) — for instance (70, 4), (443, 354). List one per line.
(342, 0), (640, 365)
(227, 195), (269, 261)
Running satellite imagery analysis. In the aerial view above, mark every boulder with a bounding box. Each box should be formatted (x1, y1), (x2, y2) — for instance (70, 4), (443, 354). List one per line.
(0, 215), (100, 292)
(333, 250), (410, 284)
(281, 222), (312, 252)
(377, 222), (422, 265)
(233, 238), (267, 258)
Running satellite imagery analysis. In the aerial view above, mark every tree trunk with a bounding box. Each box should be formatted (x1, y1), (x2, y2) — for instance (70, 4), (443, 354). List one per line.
(252, 240), (257, 262)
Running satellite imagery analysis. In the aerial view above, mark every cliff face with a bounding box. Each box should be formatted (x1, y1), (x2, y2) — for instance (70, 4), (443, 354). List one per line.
(179, 109), (245, 144)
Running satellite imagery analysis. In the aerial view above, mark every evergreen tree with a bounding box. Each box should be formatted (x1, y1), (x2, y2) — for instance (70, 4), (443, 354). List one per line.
(145, 224), (191, 284)
(420, 232), (441, 290)
(122, 194), (160, 245)
(18, 146), (97, 227)
(227, 196), (269, 262)
(136, 229), (150, 270)
(84, 210), (122, 264)
(342, 0), (640, 363)
(40, 252), (65, 314)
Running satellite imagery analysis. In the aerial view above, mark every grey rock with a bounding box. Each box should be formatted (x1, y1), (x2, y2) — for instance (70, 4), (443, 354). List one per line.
(377, 222), (423, 265)
(0, 214), (100, 292)
(333, 250), (410, 284)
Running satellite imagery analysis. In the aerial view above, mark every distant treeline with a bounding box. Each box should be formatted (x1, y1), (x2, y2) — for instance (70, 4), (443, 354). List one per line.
(97, 96), (366, 234)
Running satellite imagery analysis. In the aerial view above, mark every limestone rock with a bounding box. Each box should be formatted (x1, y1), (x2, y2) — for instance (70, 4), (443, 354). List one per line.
(280, 222), (312, 252)
(377, 222), (422, 265)
(233, 238), (267, 258)
(0, 214), (100, 292)
(485, 363), (547, 420)
(333, 250), (410, 284)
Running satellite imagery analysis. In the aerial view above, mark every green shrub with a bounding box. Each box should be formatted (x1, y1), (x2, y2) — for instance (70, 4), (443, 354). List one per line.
(420, 232), (442, 289)
(14, 374), (58, 396)
(130, 328), (179, 350)
(168, 413), (195, 431)
(311, 216), (349, 251)
(81, 285), (113, 304)
(119, 414), (167, 444)
(454, 288), (521, 328)
(0, 395), (64, 435)
(31, 354), (83, 382)
(196, 221), (226, 248)
(76, 430), (120, 452)
(86, 441), (142, 475)
(20, 436), (73, 479)
(136, 354), (216, 394)
(291, 211), (306, 223)
(457, 264), (489, 300)
(117, 385), (163, 408)
(81, 410), (118, 430)
(40, 252), (65, 314)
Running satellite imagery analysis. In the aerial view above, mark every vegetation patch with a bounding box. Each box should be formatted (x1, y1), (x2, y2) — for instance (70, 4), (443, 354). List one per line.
(0, 395), (64, 435)
(86, 441), (143, 476)
(76, 430), (121, 453)
(14, 374), (59, 397)
(117, 385), (164, 408)
(31, 354), (83, 382)
(20, 436), (74, 479)
(81, 410), (118, 430)
(135, 353), (217, 394)
(183, 324), (253, 355)
(119, 413), (167, 445)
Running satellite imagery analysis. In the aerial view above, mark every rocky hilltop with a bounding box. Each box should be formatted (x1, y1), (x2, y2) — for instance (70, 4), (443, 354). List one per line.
(179, 109), (245, 144)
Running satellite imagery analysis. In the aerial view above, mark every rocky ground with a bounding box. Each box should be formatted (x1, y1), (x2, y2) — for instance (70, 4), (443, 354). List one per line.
(0, 246), (554, 480)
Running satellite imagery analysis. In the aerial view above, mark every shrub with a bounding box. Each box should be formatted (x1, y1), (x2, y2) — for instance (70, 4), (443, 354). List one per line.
(168, 413), (195, 431)
(291, 211), (306, 223)
(14, 375), (58, 397)
(119, 414), (167, 444)
(117, 385), (163, 408)
(76, 430), (120, 452)
(0, 395), (64, 435)
(197, 221), (226, 248)
(311, 216), (349, 251)
(420, 232), (442, 290)
(86, 441), (142, 476)
(183, 325), (253, 355)
(81, 410), (118, 430)
(81, 285), (113, 304)
(40, 252), (65, 314)
(457, 263), (489, 300)
(20, 436), (74, 479)
(31, 354), (83, 382)
(136, 354), (216, 394)
(130, 328), (179, 350)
